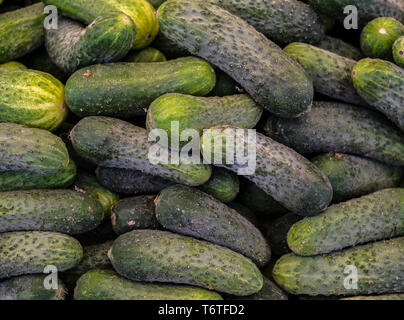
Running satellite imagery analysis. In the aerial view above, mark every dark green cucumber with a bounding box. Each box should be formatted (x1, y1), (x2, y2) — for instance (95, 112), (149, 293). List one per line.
(312, 153), (403, 202)
(157, 0), (314, 118)
(264, 101), (404, 166)
(45, 13), (135, 73)
(352, 58), (404, 132)
(74, 269), (223, 300)
(155, 184), (270, 266)
(0, 61), (26, 69)
(316, 36), (363, 60)
(71, 116), (212, 186)
(0, 231), (83, 279)
(201, 128), (333, 216)
(227, 202), (259, 227)
(342, 294), (404, 300)
(65, 57), (216, 118)
(273, 237), (404, 296)
(96, 167), (174, 195)
(0, 68), (67, 130)
(109, 229), (263, 295)
(393, 36), (404, 66)
(0, 275), (66, 300)
(210, 70), (241, 97)
(0, 3), (44, 63)
(146, 93), (263, 149)
(111, 196), (159, 235)
(360, 17), (404, 60)
(199, 167), (239, 203)
(126, 47), (167, 62)
(284, 42), (367, 106)
(288, 188), (404, 255)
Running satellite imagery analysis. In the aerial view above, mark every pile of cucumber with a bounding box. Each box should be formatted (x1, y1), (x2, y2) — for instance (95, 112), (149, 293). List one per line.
(0, 0), (403, 301)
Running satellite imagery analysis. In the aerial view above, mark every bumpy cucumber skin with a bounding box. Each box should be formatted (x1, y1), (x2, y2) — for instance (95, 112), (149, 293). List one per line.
(200, 167), (239, 203)
(0, 275), (66, 300)
(352, 58), (404, 132)
(45, 13), (135, 73)
(65, 57), (216, 118)
(288, 188), (404, 256)
(393, 36), (404, 66)
(128, 47), (167, 62)
(0, 123), (70, 174)
(284, 42), (367, 106)
(157, 0), (314, 118)
(155, 184), (270, 266)
(0, 61), (26, 69)
(201, 128), (333, 216)
(264, 101), (404, 166)
(111, 196), (159, 235)
(71, 117), (212, 186)
(273, 237), (404, 296)
(0, 231), (83, 279)
(312, 153), (403, 202)
(109, 229), (263, 295)
(360, 17), (404, 60)
(0, 3), (44, 63)
(0, 68), (67, 130)
(342, 294), (404, 300)
(317, 36), (363, 60)
(74, 269), (223, 300)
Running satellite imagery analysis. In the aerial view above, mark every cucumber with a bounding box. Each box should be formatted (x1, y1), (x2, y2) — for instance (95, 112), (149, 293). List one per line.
(0, 275), (66, 300)
(360, 17), (404, 60)
(199, 167), (239, 203)
(210, 70), (240, 97)
(71, 116), (212, 186)
(74, 269), (223, 300)
(316, 36), (363, 60)
(155, 184), (271, 266)
(0, 231), (83, 279)
(146, 93), (263, 149)
(157, 0), (314, 118)
(109, 229), (263, 295)
(0, 3), (44, 63)
(45, 13), (135, 73)
(284, 42), (367, 106)
(126, 47), (167, 62)
(0, 61), (26, 69)
(393, 36), (404, 66)
(111, 196), (159, 235)
(152, 32), (189, 59)
(352, 58), (404, 132)
(288, 188), (404, 256)
(227, 202), (259, 227)
(342, 294), (404, 300)
(273, 237), (404, 296)
(264, 101), (404, 166)
(312, 153), (403, 202)
(0, 68), (67, 130)
(201, 128), (333, 216)
(65, 57), (216, 118)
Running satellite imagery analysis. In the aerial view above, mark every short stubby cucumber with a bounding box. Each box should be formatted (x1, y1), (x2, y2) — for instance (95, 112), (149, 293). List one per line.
(201, 128), (333, 216)
(0, 231), (83, 279)
(288, 188), (404, 256)
(316, 36), (363, 60)
(0, 61), (27, 69)
(155, 184), (271, 266)
(65, 57), (216, 118)
(109, 229), (263, 295)
(264, 101), (404, 166)
(157, 0), (314, 118)
(199, 167), (239, 203)
(273, 237), (404, 296)
(126, 47), (167, 62)
(74, 269), (223, 300)
(71, 117), (212, 186)
(393, 36), (404, 66)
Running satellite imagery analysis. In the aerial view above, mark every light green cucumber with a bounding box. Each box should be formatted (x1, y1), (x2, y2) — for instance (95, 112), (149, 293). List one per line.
(199, 167), (239, 203)
(126, 47), (167, 62)
(0, 61), (26, 69)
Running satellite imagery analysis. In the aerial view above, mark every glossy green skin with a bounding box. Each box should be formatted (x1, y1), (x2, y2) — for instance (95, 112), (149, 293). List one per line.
(157, 0), (314, 118)
(273, 237), (404, 296)
(352, 58), (404, 132)
(74, 269), (223, 300)
(225, 277), (287, 301)
(0, 189), (104, 234)
(111, 196), (159, 235)
(0, 68), (67, 130)
(342, 294), (404, 300)
(264, 101), (404, 166)
(65, 57), (216, 118)
(360, 18), (404, 60)
(0, 275), (66, 300)
(0, 123), (70, 174)
(71, 117), (212, 186)
(127, 47), (167, 62)
(200, 167), (239, 203)
(45, 13), (135, 73)
(110, 230), (263, 295)
(155, 185), (270, 266)
(146, 93), (263, 149)
(0, 231), (83, 279)
(0, 61), (26, 69)
(393, 36), (404, 67)
(201, 128), (333, 216)
(316, 36), (363, 60)
(312, 153), (403, 202)
(0, 3), (44, 63)
(284, 42), (367, 106)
